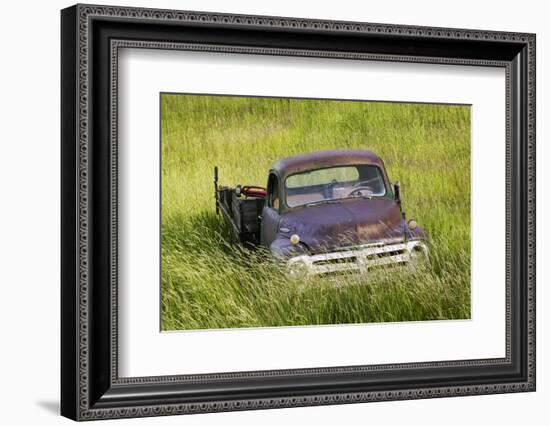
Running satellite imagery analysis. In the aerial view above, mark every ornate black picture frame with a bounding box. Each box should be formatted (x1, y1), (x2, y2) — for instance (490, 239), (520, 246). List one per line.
(61, 4), (536, 421)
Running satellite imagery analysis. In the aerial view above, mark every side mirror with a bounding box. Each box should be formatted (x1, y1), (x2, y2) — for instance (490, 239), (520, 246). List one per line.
(393, 182), (401, 204)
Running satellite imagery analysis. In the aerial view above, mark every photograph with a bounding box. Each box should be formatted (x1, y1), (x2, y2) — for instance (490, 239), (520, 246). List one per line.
(58, 3), (535, 420)
(160, 94), (472, 331)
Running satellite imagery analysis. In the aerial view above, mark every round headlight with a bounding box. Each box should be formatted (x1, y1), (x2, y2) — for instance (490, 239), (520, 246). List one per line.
(408, 219), (418, 230)
(410, 245), (425, 258)
(290, 234), (300, 245)
(288, 260), (308, 277)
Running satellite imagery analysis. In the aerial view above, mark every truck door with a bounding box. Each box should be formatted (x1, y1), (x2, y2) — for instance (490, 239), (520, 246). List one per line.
(260, 173), (281, 247)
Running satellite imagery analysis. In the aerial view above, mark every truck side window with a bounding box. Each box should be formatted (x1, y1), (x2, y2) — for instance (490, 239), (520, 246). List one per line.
(268, 174), (279, 210)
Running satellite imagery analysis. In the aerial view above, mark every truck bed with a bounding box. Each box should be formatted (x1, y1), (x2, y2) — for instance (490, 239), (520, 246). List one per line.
(216, 186), (265, 245)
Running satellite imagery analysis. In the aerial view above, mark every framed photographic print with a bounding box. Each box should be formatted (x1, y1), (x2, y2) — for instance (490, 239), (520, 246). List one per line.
(61, 4), (536, 421)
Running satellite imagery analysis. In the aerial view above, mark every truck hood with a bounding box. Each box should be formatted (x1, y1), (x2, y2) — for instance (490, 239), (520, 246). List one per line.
(279, 198), (406, 253)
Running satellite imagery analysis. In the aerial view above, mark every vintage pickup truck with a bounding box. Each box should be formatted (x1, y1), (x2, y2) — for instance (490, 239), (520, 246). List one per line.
(214, 149), (428, 275)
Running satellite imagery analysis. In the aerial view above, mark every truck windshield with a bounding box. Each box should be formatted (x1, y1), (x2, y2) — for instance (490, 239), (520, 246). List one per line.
(285, 165), (386, 208)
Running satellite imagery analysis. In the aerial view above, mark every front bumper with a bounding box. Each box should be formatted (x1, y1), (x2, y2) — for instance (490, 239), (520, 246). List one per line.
(286, 240), (428, 276)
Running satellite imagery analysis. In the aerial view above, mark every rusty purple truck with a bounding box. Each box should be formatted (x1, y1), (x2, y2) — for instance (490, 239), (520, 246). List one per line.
(214, 149), (428, 275)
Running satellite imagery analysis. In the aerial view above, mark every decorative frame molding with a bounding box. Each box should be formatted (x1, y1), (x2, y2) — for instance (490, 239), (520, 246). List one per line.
(61, 4), (535, 421)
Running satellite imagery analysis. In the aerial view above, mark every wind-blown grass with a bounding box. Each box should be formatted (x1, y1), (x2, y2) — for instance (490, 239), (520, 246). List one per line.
(161, 94), (471, 330)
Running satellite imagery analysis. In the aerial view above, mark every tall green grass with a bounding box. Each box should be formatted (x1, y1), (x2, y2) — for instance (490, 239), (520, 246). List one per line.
(161, 94), (471, 330)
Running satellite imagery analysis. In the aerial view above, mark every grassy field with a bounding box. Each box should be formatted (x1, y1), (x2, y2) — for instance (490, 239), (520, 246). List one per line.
(161, 94), (471, 331)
